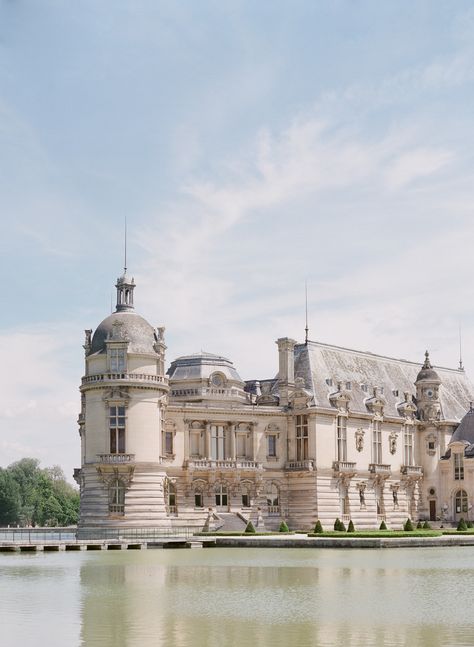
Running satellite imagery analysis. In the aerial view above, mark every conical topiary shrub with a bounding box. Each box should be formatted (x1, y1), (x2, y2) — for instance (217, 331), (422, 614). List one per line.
(314, 520), (323, 534)
(423, 521), (431, 530)
(467, 520), (473, 529)
(416, 521), (423, 529)
(404, 518), (414, 531)
(347, 519), (355, 533)
(245, 521), (256, 534)
(279, 520), (289, 533)
(379, 520), (387, 530)
(457, 517), (468, 531)
(334, 518), (342, 531)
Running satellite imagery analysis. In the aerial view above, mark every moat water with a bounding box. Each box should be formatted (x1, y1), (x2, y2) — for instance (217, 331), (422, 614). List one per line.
(1, 547), (473, 647)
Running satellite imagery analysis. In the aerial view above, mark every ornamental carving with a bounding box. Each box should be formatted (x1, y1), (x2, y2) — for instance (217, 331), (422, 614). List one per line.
(397, 393), (418, 419)
(289, 377), (314, 409)
(389, 431), (398, 455)
(329, 383), (351, 413)
(365, 387), (386, 415)
(355, 428), (365, 452)
(357, 482), (367, 507)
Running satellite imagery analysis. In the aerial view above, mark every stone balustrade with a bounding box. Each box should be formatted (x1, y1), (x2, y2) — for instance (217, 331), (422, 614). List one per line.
(82, 373), (168, 385)
(284, 460), (315, 471)
(401, 465), (423, 477)
(368, 463), (391, 476)
(185, 459), (263, 470)
(98, 453), (136, 464)
(332, 460), (357, 475)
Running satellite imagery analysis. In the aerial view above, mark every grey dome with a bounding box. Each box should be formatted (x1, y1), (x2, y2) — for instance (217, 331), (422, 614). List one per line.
(415, 351), (441, 384)
(90, 311), (157, 355)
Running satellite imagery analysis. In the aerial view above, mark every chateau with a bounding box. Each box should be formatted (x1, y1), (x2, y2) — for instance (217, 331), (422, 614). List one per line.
(74, 270), (474, 530)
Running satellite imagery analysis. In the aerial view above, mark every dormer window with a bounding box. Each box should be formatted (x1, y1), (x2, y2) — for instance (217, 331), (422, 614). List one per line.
(109, 347), (126, 372)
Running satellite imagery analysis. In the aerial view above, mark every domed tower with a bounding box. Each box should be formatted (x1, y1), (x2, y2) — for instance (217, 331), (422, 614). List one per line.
(75, 271), (169, 528)
(415, 350), (442, 423)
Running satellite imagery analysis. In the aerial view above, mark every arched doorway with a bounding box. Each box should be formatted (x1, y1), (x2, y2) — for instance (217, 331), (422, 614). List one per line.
(454, 489), (468, 521)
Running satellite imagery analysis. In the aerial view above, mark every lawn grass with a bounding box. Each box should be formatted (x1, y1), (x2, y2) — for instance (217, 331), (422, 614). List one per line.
(195, 531), (295, 536)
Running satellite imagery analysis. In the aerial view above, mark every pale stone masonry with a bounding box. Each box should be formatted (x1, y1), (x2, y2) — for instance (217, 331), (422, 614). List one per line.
(74, 271), (474, 530)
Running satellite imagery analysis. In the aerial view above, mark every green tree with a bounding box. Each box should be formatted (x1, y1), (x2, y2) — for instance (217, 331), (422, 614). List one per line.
(0, 469), (22, 525)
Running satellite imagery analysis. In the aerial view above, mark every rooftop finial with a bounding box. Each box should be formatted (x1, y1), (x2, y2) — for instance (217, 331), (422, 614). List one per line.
(124, 216), (127, 275)
(459, 322), (464, 371)
(305, 280), (309, 345)
(423, 350), (432, 369)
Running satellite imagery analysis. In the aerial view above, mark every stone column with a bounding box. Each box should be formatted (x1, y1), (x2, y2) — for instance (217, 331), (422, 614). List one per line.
(229, 423), (236, 460)
(205, 422), (212, 459)
(251, 423), (258, 461)
(183, 419), (190, 460)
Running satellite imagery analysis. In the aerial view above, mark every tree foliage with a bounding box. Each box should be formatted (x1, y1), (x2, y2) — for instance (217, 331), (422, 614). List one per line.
(0, 459), (79, 527)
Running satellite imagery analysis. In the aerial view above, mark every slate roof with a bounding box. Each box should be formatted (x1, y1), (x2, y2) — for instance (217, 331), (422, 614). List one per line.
(167, 352), (243, 383)
(293, 340), (473, 422)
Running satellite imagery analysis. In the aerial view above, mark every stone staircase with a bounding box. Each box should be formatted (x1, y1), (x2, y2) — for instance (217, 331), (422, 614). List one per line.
(214, 512), (248, 532)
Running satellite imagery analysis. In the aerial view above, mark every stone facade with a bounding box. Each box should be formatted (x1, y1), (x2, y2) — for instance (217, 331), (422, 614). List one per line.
(74, 273), (474, 530)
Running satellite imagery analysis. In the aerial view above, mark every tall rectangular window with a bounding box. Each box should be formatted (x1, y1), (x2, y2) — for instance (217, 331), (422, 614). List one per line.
(337, 416), (347, 461)
(268, 435), (277, 457)
(164, 431), (173, 455)
(372, 419), (382, 464)
(211, 425), (225, 460)
(109, 406), (125, 454)
(296, 415), (308, 461)
(403, 425), (414, 466)
(190, 433), (200, 457)
(236, 434), (246, 457)
(454, 453), (464, 480)
(109, 348), (126, 372)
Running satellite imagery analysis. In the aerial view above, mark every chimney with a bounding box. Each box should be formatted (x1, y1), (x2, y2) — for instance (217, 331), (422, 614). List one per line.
(276, 337), (297, 406)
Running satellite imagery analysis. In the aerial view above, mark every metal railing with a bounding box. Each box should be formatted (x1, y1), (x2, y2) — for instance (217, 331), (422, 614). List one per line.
(0, 526), (198, 544)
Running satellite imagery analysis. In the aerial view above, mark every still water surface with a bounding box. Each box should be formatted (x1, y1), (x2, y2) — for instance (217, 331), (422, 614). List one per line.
(1, 547), (473, 647)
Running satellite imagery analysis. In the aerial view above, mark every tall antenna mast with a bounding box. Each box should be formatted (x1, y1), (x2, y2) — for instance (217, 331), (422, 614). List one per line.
(305, 280), (309, 345)
(459, 322), (464, 370)
(124, 216), (127, 274)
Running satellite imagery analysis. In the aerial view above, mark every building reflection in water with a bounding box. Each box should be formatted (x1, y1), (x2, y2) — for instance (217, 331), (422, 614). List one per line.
(78, 550), (474, 647)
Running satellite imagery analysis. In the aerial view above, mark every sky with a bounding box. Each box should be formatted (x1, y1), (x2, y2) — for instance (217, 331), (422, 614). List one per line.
(2, 0), (474, 481)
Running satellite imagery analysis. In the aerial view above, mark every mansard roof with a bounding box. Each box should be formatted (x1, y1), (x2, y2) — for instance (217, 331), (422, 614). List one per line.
(294, 340), (473, 421)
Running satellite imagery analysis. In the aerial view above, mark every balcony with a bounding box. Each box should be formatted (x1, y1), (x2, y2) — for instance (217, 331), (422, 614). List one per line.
(185, 459), (263, 470)
(285, 460), (315, 471)
(401, 465), (423, 478)
(333, 461), (357, 476)
(368, 463), (391, 477)
(98, 453), (135, 464)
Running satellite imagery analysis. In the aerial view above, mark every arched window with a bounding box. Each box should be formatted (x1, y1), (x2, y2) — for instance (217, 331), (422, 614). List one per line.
(241, 482), (252, 508)
(109, 478), (125, 515)
(193, 481), (205, 508)
(267, 483), (280, 514)
(455, 489), (468, 515)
